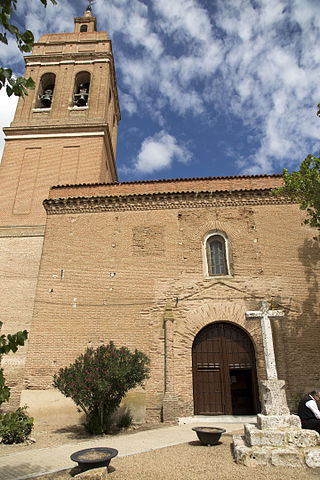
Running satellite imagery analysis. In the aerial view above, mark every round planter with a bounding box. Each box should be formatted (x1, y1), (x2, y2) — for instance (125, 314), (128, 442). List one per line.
(70, 447), (118, 471)
(192, 426), (226, 446)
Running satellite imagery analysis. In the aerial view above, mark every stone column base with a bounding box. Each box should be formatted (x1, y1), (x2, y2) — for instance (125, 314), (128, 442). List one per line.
(232, 379), (320, 467)
(162, 393), (179, 423)
(260, 379), (290, 415)
(257, 413), (301, 429)
(233, 432), (320, 468)
(233, 416), (320, 467)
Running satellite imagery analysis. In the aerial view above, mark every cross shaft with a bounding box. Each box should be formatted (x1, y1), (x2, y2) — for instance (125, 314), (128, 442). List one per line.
(246, 300), (284, 380)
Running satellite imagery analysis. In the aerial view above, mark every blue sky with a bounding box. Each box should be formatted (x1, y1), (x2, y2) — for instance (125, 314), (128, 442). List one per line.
(1, 0), (320, 182)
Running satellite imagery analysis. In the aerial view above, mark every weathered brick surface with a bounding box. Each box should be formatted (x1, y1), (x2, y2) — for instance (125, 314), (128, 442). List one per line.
(23, 196), (320, 421)
(0, 11), (120, 414)
(0, 136), (116, 226)
(2, 11), (320, 425)
(0, 234), (44, 410)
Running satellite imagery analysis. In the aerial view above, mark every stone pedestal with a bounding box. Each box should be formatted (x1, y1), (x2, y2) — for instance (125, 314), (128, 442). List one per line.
(162, 392), (179, 422)
(232, 380), (320, 468)
(260, 379), (290, 415)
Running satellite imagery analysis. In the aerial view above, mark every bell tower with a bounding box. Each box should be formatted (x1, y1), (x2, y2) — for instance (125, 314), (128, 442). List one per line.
(0, 6), (120, 408)
(0, 5), (120, 226)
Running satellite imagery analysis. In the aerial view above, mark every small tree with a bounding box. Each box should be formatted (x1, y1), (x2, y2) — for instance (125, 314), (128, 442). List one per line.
(53, 342), (150, 434)
(0, 321), (28, 406)
(276, 153), (320, 233)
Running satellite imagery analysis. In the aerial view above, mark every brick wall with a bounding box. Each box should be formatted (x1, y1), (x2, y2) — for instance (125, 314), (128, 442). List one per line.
(24, 191), (320, 421)
(0, 234), (44, 409)
(0, 135), (115, 226)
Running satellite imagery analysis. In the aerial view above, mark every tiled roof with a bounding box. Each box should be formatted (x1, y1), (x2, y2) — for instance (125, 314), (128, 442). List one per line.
(50, 173), (282, 190)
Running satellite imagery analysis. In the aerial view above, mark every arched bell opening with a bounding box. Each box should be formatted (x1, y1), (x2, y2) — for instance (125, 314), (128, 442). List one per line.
(192, 322), (260, 415)
(36, 73), (56, 108)
(72, 71), (90, 107)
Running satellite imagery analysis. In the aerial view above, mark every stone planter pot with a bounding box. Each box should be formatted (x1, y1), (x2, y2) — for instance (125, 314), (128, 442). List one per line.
(70, 447), (118, 471)
(192, 427), (226, 446)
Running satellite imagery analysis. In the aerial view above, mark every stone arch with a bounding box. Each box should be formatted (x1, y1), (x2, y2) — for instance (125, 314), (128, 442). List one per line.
(35, 72), (56, 108)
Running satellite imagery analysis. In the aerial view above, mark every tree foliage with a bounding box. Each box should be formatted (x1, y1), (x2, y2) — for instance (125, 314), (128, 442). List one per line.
(276, 153), (320, 232)
(0, 321), (28, 406)
(0, 0), (57, 96)
(53, 342), (150, 434)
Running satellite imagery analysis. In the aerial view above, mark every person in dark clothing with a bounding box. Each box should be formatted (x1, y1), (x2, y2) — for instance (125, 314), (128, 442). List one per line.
(298, 390), (320, 433)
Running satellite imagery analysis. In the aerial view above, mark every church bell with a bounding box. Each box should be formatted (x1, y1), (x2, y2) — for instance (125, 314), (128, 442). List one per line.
(74, 84), (89, 107)
(40, 89), (53, 107)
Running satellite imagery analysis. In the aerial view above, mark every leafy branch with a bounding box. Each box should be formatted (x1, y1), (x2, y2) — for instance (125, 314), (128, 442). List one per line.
(276, 154), (320, 232)
(0, 0), (57, 96)
(0, 321), (28, 406)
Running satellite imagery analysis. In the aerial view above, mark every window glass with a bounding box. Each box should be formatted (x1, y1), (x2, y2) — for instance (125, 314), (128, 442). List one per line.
(206, 235), (228, 276)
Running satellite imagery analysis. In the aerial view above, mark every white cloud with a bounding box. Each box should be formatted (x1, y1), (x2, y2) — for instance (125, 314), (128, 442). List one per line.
(20, 0), (75, 39)
(0, 89), (18, 162)
(134, 131), (192, 174)
(209, 0), (320, 173)
(1, 0), (320, 177)
(0, 37), (22, 69)
(119, 91), (137, 116)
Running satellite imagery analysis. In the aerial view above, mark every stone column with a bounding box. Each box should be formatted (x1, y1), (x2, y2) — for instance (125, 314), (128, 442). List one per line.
(162, 304), (178, 422)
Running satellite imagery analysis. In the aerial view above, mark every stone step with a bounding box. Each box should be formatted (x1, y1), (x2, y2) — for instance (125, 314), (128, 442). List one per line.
(233, 434), (320, 468)
(257, 413), (301, 429)
(244, 423), (320, 448)
(178, 415), (257, 424)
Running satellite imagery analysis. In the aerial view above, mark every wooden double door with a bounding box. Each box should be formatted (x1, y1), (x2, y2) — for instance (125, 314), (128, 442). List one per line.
(192, 322), (259, 415)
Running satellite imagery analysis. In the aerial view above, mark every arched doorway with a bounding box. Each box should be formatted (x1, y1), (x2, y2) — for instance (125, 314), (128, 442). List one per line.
(192, 322), (259, 415)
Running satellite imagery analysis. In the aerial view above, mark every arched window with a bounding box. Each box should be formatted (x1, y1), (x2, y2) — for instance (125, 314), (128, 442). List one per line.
(80, 25), (88, 32)
(72, 71), (90, 107)
(204, 232), (231, 277)
(36, 73), (56, 108)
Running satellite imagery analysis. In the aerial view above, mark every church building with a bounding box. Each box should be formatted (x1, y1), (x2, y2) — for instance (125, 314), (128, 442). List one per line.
(0, 7), (319, 426)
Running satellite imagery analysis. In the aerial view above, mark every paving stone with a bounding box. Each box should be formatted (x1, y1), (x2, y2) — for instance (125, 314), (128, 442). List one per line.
(232, 435), (252, 466)
(287, 429), (320, 448)
(75, 466), (108, 479)
(270, 447), (304, 467)
(304, 448), (320, 468)
(244, 423), (286, 447)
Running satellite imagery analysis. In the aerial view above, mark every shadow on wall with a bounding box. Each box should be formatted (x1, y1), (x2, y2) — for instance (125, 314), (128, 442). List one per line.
(296, 237), (320, 386)
(298, 237), (320, 319)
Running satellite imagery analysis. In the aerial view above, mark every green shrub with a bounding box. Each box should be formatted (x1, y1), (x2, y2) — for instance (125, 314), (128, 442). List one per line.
(293, 392), (304, 414)
(0, 406), (33, 444)
(116, 408), (133, 430)
(53, 342), (150, 434)
(84, 408), (113, 435)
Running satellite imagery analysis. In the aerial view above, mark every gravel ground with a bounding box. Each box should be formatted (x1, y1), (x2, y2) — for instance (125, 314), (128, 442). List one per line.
(29, 434), (320, 480)
(2, 424), (320, 479)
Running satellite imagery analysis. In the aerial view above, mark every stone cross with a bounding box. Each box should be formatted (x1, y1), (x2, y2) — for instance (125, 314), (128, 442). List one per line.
(246, 300), (284, 380)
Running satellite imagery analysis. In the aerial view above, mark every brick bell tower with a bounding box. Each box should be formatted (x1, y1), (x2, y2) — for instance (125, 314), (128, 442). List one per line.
(0, 5), (120, 227)
(0, 6), (120, 407)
